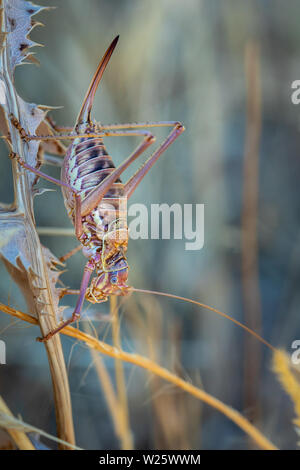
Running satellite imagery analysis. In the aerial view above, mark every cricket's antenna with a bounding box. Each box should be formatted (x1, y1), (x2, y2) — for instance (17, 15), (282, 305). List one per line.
(75, 35), (119, 128)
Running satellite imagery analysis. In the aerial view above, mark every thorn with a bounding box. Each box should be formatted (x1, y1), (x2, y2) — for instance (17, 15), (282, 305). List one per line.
(31, 20), (45, 29)
(24, 53), (40, 67)
(38, 105), (63, 111)
(30, 41), (44, 48)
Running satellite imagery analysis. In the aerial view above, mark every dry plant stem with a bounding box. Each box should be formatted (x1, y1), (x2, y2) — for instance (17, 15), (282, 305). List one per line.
(0, 304), (278, 450)
(0, 396), (35, 450)
(37, 227), (75, 237)
(89, 342), (121, 439)
(242, 41), (262, 424)
(110, 296), (133, 450)
(83, 323), (121, 443)
(5, 171), (75, 450)
(0, 57), (75, 450)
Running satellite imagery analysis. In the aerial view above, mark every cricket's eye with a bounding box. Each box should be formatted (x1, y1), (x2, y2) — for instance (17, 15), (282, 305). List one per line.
(111, 276), (118, 285)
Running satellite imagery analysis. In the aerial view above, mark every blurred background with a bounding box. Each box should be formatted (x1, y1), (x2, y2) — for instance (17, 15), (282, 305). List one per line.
(0, 0), (300, 450)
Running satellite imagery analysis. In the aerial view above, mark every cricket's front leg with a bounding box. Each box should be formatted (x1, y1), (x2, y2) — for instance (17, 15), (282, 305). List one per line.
(37, 260), (95, 342)
(9, 151), (84, 239)
(9, 113), (104, 142)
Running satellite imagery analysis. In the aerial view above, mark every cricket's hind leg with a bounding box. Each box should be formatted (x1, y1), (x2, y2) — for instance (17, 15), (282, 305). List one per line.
(94, 120), (185, 198)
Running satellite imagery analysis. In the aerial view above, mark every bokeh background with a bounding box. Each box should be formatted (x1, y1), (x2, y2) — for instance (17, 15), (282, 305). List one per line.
(0, 0), (300, 450)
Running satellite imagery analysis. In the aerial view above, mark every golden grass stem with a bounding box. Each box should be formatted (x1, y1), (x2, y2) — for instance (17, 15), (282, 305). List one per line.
(272, 350), (300, 431)
(90, 349), (121, 435)
(84, 324), (122, 443)
(0, 302), (278, 450)
(0, 396), (35, 450)
(110, 296), (133, 450)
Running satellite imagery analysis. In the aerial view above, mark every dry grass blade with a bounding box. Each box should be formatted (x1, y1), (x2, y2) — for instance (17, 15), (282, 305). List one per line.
(272, 350), (300, 439)
(110, 296), (133, 450)
(0, 302), (278, 450)
(89, 347), (120, 438)
(0, 396), (34, 450)
(84, 323), (123, 446)
(0, 396), (81, 450)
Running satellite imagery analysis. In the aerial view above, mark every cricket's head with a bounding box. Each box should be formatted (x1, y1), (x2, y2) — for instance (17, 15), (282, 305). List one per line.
(85, 260), (130, 304)
(75, 35), (119, 130)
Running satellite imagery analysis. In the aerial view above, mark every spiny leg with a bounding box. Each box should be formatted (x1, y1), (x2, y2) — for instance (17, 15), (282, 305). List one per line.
(93, 120), (185, 197)
(10, 116), (157, 219)
(10, 114), (182, 141)
(124, 123), (185, 198)
(37, 260), (95, 342)
(59, 289), (80, 299)
(10, 116), (184, 216)
(97, 120), (183, 131)
(9, 152), (84, 239)
(12, 119), (183, 141)
(40, 121), (184, 177)
(9, 114), (155, 143)
(80, 130), (155, 216)
(59, 244), (82, 263)
(17, 126), (157, 217)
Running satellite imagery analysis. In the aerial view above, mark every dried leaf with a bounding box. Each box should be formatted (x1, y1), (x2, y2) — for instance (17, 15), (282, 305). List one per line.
(0, 215), (32, 270)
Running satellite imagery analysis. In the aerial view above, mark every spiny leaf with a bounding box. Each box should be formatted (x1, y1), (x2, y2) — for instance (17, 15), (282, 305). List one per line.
(4, 0), (46, 72)
(16, 96), (48, 170)
(0, 216), (32, 270)
(0, 1), (69, 322)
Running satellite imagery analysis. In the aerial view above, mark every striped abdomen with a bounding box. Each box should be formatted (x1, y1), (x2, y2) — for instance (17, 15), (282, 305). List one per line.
(61, 136), (127, 254)
(62, 136), (124, 202)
